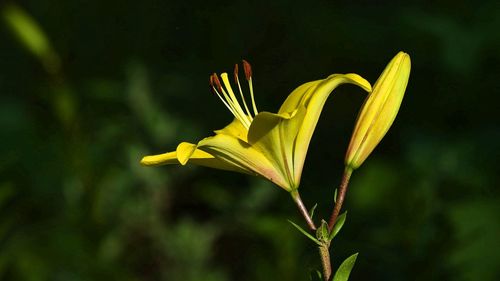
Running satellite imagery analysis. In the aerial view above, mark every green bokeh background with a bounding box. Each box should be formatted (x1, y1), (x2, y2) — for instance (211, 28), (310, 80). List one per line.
(1, 1), (499, 280)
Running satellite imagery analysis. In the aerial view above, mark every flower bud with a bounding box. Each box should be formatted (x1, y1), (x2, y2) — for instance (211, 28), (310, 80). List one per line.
(345, 51), (411, 169)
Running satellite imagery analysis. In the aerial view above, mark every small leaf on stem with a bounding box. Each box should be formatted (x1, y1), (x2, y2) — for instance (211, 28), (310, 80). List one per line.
(288, 219), (321, 245)
(316, 220), (330, 242)
(329, 211), (347, 241)
(309, 203), (318, 219)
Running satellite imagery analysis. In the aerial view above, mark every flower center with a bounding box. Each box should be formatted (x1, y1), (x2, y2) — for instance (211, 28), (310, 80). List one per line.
(209, 60), (258, 129)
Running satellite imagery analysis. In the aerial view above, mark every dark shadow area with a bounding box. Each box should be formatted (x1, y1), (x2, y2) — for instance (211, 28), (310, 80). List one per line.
(0, 0), (498, 280)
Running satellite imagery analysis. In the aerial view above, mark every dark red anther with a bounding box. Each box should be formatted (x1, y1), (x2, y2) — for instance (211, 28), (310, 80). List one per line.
(211, 73), (223, 92)
(209, 75), (216, 93)
(242, 60), (252, 80)
(233, 64), (239, 84)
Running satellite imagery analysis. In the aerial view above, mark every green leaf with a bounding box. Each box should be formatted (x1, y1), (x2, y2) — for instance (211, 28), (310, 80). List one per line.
(329, 211), (347, 241)
(333, 253), (358, 281)
(309, 203), (318, 219)
(288, 220), (321, 245)
(316, 220), (329, 242)
(333, 188), (338, 203)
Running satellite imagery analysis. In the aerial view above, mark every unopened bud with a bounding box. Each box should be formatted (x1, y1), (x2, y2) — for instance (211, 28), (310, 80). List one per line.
(345, 51), (411, 169)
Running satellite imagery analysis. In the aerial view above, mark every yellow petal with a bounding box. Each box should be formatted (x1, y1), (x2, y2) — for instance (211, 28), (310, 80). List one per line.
(346, 52), (411, 169)
(247, 107), (307, 190)
(141, 151), (180, 166)
(214, 118), (248, 141)
(141, 144), (212, 166)
(292, 73), (372, 184)
(278, 80), (320, 114)
(197, 134), (290, 190)
(141, 142), (249, 173)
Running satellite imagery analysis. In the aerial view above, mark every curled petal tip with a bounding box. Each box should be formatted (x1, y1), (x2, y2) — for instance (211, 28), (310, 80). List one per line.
(176, 142), (197, 165)
(140, 151), (179, 166)
(345, 73), (372, 92)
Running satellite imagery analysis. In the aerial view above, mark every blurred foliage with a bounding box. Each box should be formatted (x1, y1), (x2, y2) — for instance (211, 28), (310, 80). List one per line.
(0, 0), (499, 280)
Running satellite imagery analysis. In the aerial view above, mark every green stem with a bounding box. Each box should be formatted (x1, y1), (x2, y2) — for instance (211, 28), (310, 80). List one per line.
(319, 244), (332, 281)
(328, 167), (353, 232)
(291, 190), (317, 231)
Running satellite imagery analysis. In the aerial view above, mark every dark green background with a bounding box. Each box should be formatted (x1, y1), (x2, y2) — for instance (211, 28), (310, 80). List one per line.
(1, 1), (498, 280)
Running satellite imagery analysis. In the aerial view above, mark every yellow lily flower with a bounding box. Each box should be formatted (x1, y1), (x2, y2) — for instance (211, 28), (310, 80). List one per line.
(141, 60), (371, 192)
(345, 51), (411, 169)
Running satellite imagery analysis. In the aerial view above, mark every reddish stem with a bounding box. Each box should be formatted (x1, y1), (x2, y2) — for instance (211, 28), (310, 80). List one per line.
(328, 167), (353, 231)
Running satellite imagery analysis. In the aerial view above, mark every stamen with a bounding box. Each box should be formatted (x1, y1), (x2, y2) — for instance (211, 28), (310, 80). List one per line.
(210, 74), (239, 119)
(234, 64), (252, 118)
(212, 73), (250, 128)
(220, 73), (252, 127)
(209, 60), (260, 130)
(212, 73), (238, 114)
(243, 60), (258, 115)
